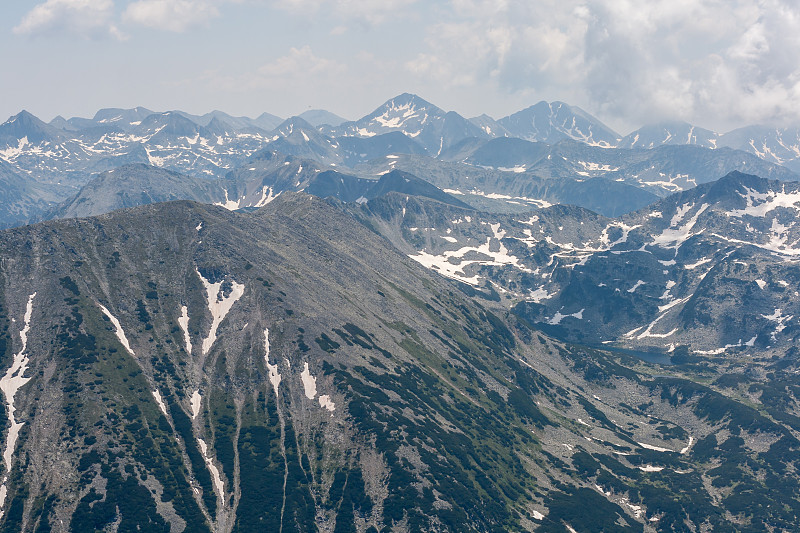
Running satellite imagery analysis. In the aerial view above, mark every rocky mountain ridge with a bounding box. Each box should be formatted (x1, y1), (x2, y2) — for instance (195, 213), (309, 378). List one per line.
(354, 171), (800, 359)
(1, 194), (800, 531)
(3, 95), (800, 228)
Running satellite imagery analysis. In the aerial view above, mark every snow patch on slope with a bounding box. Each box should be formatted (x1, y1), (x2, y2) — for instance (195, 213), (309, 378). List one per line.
(191, 390), (202, 420)
(0, 293), (36, 518)
(638, 441), (673, 453)
(651, 204), (709, 250)
(627, 280), (645, 293)
(762, 308), (793, 341)
(253, 186), (279, 208)
(300, 362), (335, 412)
(728, 186), (800, 218)
(214, 189), (241, 211)
(197, 270), (245, 356)
(152, 389), (167, 416)
(197, 437), (225, 503)
(318, 395), (336, 412)
(300, 362), (317, 399)
(408, 225), (532, 286)
(100, 304), (134, 355)
(264, 328), (281, 397)
(179, 305), (192, 355)
(547, 308), (584, 325)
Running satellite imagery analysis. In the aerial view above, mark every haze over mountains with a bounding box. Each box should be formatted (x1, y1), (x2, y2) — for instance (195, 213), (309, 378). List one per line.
(2, 93), (800, 531)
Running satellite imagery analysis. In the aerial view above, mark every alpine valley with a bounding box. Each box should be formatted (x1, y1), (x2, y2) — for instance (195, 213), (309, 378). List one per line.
(1, 95), (800, 533)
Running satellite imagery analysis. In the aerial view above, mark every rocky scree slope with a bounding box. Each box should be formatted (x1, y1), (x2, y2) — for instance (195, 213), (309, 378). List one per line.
(0, 194), (799, 531)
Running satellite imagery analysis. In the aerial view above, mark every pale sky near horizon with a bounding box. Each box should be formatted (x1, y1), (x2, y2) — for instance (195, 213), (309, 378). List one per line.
(3, 0), (800, 135)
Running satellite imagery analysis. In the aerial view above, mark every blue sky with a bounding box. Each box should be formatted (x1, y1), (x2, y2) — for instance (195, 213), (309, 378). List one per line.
(4, 0), (800, 134)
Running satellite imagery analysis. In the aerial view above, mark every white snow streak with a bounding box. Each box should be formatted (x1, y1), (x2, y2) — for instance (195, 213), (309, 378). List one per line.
(152, 390), (168, 416)
(179, 305), (192, 355)
(680, 436), (695, 455)
(651, 204), (709, 250)
(253, 186), (279, 208)
(197, 438), (225, 502)
(100, 304), (134, 355)
(264, 329), (281, 397)
(0, 293), (36, 518)
(191, 390), (202, 420)
(638, 442), (673, 453)
(627, 280), (645, 293)
(446, 188), (552, 209)
(190, 390), (223, 501)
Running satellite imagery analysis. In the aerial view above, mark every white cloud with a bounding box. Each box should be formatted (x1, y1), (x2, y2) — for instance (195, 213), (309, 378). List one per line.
(192, 46), (347, 94)
(406, 0), (800, 131)
(13, 0), (124, 39)
(252, 45), (346, 81)
(123, 0), (221, 31)
(273, 0), (419, 25)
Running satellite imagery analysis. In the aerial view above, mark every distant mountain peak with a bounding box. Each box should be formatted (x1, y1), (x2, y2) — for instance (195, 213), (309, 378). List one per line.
(0, 110), (61, 145)
(4, 110), (41, 126)
(330, 93), (487, 154)
(368, 94), (440, 126)
(387, 92), (432, 106)
(297, 109), (347, 127)
(499, 101), (620, 147)
(275, 115), (316, 132)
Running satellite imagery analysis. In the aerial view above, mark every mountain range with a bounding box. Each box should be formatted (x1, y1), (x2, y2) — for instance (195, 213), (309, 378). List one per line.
(2, 93), (798, 227)
(354, 171), (800, 357)
(2, 93), (800, 531)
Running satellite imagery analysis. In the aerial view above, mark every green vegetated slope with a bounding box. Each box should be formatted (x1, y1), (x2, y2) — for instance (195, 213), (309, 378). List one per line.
(0, 194), (797, 532)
